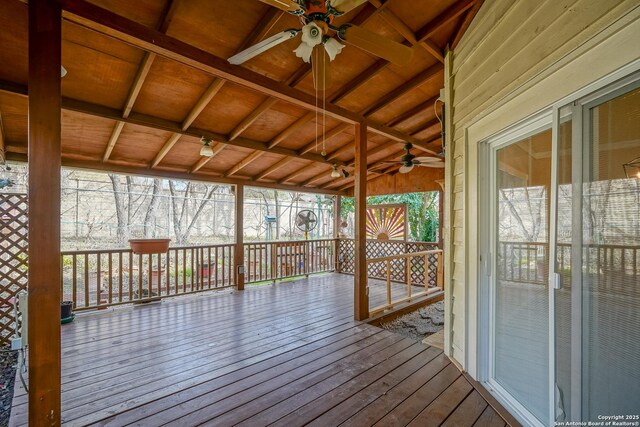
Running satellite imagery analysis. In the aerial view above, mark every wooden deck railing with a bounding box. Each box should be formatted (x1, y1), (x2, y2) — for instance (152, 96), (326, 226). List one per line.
(244, 238), (336, 284)
(367, 249), (444, 316)
(61, 244), (236, 310)
(498, 241), (640, 285)
(337, 239), (441, 287)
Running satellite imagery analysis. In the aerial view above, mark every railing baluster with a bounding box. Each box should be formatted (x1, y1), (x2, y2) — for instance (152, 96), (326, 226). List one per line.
(386, 260), (391, 305)
(108, 252), (113, 304)
(72, 254), (77, 309)
(118, 252), (123, 303)
(84, 253), (89, 308)
(96, 253), (102, 307)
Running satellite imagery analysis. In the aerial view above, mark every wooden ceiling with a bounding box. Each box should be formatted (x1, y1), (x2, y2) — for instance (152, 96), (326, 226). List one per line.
(0, 0), (482, 194)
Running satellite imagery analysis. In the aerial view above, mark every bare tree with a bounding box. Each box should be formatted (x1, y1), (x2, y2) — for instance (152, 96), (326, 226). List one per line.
(143, 178), (162, 238)
(169, 181), (217, 244)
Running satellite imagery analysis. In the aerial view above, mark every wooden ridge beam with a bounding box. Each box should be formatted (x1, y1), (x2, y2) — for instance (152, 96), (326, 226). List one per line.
(415, 0), (476, 42)
(451, 0), (484, 49)
(6, 151), (346, 195)
(253, 156), (295, 180)
(190, 143), (225, 173)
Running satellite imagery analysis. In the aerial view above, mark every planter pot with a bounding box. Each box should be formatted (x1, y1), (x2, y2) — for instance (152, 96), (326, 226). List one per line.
(129, 238), (171, 254)
(61, 301), (73, 321)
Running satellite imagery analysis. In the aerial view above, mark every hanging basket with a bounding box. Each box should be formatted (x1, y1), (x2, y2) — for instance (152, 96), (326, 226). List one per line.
(128, 239), (171, 254)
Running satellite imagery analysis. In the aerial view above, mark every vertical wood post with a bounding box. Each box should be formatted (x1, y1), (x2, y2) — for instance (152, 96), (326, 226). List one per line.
(334, 195), (341, 273)
(234, 183), (245, 290)
(354, 122), (368, 321)
(28, 0), (62, 424)
(436, 181), (444, 249)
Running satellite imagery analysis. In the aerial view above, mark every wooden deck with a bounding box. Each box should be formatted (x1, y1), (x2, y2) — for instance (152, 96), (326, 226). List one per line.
(10, 273), (511, 426)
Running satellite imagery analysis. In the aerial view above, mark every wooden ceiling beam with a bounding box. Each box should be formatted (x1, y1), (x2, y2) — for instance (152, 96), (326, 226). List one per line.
(451, 0), (485, 49)
(59, 0), (434, 151)
(150, 133), (181, 168)
(278, 163), (311, 183)
(229, 98), (278, 141)
(299, 122), (351, 155)
(58, 0), (362, 124)
(101, 0), (177, 163)
(253, 156), (295, 181)
(329, 59), (390, 104)
(300, 166), (333, 187)
(362, 63), (442, 117)
(410, 118), (441, 137)
(326, 140), (354, 161)
(189, 143), (225, 173)
(268, 111), (315, 149)
(372, 3), (444, 63)
(415, 0), (476, 42)
(6, 152), (346, 195)
(150, 78), (226, 168)
(386, 96), (438, 127)
(0, 81), (346, 167)
(225, 150), (264, 177)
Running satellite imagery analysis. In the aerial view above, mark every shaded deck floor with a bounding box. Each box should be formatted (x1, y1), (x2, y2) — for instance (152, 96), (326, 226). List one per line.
(11, 273), (511, 426)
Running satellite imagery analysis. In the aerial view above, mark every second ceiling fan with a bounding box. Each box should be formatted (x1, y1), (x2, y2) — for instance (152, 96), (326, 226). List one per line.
(229, 0), (414, 90)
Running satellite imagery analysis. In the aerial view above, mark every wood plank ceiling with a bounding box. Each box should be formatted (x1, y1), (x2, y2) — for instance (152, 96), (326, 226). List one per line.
(0, 0), (482, 194)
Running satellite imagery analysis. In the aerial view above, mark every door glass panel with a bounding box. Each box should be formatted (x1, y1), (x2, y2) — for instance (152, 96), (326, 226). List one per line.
(582, 86), (640, 418)
(495, 128), (551, 423)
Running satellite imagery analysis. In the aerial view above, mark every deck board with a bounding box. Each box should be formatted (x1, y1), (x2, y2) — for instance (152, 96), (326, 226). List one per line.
(10, 273), (512, 426)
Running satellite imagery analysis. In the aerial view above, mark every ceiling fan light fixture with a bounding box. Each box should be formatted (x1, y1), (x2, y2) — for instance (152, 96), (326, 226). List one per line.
(323, 38), (345, 61)
(200, 137), (214, 157)
(331, 164), (341, 178)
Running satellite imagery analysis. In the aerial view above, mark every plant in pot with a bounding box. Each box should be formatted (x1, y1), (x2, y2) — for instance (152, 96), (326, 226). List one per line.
(61, 301), (74, 324)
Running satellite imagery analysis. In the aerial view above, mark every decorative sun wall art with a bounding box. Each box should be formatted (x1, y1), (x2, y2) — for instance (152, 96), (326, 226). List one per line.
(365, 204), (407, 241)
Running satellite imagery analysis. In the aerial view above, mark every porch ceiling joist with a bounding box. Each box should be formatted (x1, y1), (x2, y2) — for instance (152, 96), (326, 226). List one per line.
(386, 96), (439, 128)
(102, 0), (178, 162)
(56, 0), (434, 148)
(6, 151), (346, 196)
(0, 80), (340, 167)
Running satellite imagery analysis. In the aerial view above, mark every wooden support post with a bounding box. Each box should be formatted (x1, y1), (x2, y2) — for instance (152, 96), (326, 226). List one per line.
(28, 1), (62, 424)
(354, 122), (368, 320)
(436, 181), (445, 249)
(234, 184), (245, 290)
(334, 195), (341, 273)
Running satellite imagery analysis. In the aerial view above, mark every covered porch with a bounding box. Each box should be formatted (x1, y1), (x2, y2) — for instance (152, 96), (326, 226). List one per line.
(9, 273), (511, 426)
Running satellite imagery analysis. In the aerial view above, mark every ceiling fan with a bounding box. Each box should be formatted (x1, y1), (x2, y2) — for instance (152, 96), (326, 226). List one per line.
(380, 143), (444, 174)
(228, 0), (414, 89)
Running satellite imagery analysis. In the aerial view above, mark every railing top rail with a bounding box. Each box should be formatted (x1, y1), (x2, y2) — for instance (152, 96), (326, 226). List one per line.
(244, 238), (336, 245)
(61, 242), (235, 256)
(339, 238), (439, 245)
(367, 249), (443, 263)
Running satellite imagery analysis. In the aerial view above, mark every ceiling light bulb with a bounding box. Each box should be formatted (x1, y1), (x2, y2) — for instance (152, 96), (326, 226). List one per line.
(61, 65), (67, 78)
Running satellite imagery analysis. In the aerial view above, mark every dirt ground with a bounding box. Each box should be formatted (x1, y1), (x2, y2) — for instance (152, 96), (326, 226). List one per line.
(380, 300), (445, 342)
(0, 350), (17, 427)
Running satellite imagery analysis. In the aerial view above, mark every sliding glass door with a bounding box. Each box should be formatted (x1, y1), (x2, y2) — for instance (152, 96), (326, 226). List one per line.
(485, 74), (640, 426)
(553, 81), (640, 422)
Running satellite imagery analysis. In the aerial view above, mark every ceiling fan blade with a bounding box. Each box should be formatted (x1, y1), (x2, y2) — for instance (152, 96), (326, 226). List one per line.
(414, 156), (443, 163)
(399, 164), (414, 174)
(311, 44), (332, 91)
(257, 0), (304, 13)
(329, 0), (368, 13)
(338, 24), (413, 66)
(228, 29), (299, 65)
(416, 163), (445, 168)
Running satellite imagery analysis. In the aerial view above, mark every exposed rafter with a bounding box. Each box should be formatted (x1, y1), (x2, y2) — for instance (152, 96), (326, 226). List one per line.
(101, 0), (177, 162)
(415, 0), (476, 42)
(299, 122), (351, 155)
(386, 96), (439, 127)
(253, 156), (295, 180)
(451, 0), (484, 49)
(189, 142), (225, 173)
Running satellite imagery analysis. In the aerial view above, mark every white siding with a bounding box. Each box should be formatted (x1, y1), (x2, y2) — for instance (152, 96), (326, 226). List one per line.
(444, 0), (640, 369)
